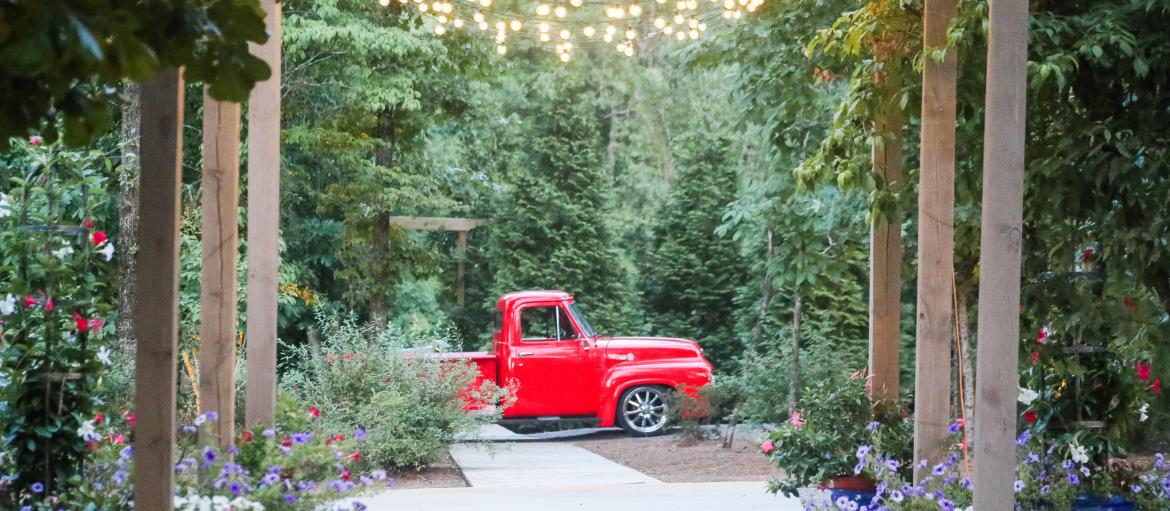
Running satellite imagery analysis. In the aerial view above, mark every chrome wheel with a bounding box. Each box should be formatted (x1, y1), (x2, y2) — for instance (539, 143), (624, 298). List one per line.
(620, 386), (668, 435)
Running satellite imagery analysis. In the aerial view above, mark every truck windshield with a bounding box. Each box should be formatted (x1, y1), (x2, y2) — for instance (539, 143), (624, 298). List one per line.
(568, 303), (596, 338)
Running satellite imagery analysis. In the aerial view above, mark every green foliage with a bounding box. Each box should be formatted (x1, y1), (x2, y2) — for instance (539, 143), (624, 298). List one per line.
(281, 313), (512, 470)
(0, 139), (118, 495)
(487, 68), (640, 332)
(640, 130), (746, 367)
(0, 0), (270, 148)
(765, 374), (911, 498)
(667, 382), (746, 441)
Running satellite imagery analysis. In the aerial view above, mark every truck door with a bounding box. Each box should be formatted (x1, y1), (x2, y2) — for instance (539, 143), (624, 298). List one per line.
(505, 303), (598, 417)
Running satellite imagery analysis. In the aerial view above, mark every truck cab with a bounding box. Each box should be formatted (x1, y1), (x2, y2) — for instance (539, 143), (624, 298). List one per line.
(474, 290), (713, 435)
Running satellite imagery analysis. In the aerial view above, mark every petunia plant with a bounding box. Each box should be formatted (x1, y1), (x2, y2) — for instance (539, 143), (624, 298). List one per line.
(0, 137), (118, 497)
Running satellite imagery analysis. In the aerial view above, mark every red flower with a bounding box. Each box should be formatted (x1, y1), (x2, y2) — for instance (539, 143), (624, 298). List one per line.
(340, 470), (352, 481)
(94, 412), (105, 425)
(92, 231), (108, 247)
(124, 410), (136, 427)
(44, 298), (54, 312)
(1137, 361), (1151, 382)
(1037, 327), (1049, 344)
(1151, 379), (1163, 395)
(348, 451), (361, 462)
(24, 296), (36, 309)
(241, 430), (254, 443)
(1024, 411), (1038, 423)
(282, 435), (293, 448)
(334, 434), (346, 443)
(1082, 247), (1095, 262)
(112, 434), (125, 445)
(308, 406), (321, 418)
(1031, 351), (1039, 363)
(74, 311), (89, 332)
(84, 218), (94, 230)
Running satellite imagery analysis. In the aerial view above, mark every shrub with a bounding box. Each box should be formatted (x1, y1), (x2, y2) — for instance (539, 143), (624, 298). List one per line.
(668, 382), (746, 442)
(281, 312), (512, 470)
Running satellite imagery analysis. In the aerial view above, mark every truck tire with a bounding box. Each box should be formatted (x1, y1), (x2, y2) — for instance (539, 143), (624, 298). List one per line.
(616, 385), (670, 437)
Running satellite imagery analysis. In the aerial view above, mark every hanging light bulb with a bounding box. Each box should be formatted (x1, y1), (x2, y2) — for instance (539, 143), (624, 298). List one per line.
(511, 19), (522, 30)
(435, 25), (447, 35)
(479, 20), (489, 29)
(560, 52), (571, 62)
(675, 30), (685, 40)
(673, 14), (684, 24)
(564, 41), (574, 49)
(555, 5), (567, 17)
(560, 29), (571, 39)
(539, 21), (550, 32)
(379, 0), (390, 6)
(540, 32), (550, 41)
(474, 12), (484, 21)
(628, 4), (642, 16)
(733, 9), (742, 18)
(496, 21), (506, 30)
(454, 18), (464, 27)
(624, 46), (634, 57)
(605, 24), (616, 34)
(654, 17), (666, 28)
(497, 44), (507, 54)
(583, 25), (596, 36)
(689, 29), (698, 39)
(663, 25), (673, 34)
(571, 0), (583, 6)
(479, 0), (491, 6)
(686, 0), (697, 9)
(625, 28), (636, 39)
(745, 2), (757, 11)
(676, 1), (686, 9)
(496, 31), (506, 42)
(687, 18), (698, 27)
(418, 3), (428, 11)
(698, 22), (707, 31)
(399, 0), (409, 4)
(603, 32), (613, 42)
(721, 9), (732, 18)
(537, 3), (551, 15)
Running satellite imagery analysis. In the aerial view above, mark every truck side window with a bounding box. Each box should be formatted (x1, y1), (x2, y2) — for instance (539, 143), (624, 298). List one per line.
(520, 306), (579, 342)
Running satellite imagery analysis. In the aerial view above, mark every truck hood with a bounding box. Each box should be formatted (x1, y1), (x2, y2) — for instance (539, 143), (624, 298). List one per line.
(596, 336), (708, 363)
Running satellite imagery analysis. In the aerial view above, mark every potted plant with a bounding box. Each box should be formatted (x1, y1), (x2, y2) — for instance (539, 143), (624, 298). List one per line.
(762, 372), (911, 505)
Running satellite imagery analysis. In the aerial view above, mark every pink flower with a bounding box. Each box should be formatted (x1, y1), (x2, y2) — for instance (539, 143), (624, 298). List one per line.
(1137, 361), (1151, 382)
(1151, 379), (1163, 395)
(24, 296), (36, 309)
(44, 298), (54, 312)
(84, 218), (94, 230)
(29, 135), (42, 146)
(308, 406), (321, 418)
(788, 411), (804, 429)
(1037, 327), (1049, 344)
(1031, 351), (1040, 363)
(760, 440), (775, 454)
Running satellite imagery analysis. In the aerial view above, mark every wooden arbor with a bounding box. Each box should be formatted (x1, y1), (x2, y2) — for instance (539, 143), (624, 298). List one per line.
(132, 0), (1030, 508)
(386, 216), (488, 306)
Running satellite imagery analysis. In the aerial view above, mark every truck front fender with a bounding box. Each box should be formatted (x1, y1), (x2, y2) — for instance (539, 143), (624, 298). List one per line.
(598, 360), (712, 428)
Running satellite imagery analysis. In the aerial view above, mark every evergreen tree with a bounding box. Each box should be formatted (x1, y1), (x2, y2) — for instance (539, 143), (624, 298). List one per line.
(640, 130), (746, 367)
(488, 70), (638, 333)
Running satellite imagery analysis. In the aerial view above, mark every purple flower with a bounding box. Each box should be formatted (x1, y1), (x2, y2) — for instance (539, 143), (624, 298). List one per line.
(1068, 473), (1080, 486)
(889, 490), (904, 502)
(262, 473), (281, 486)
(262, 428), (276, 439)
(119, 445), (134, 462)
(202, 446), (217, 464)
(1016, 430), (1031, 446)
(353, 502), (367, 511)
(866, 421), (880, 431)
(31, 482), (44, 493)
(960, 477), (973, 490)
(205, 411), (219, 421)
(284, 494), (298, 504)
(1040, 484), (1050, 494)
(355, 428), (368, 441)
(370, 469), (388, 481)
(1025, 453), (1040, 464)
(947, 422), (962, 435)
(113, 470), (129, 486)
(939, 498), (955, 511)
(268, 465), (282, 474)
(229, 481), (244, 496)
(886, 459), (899, 471)
(1014, 480), (1024, 492)
(292, 432), (313, 445)
(1081, 466), (1090, 477)
(1154, 453), (1164, 470)
(932, 464), (946, 476)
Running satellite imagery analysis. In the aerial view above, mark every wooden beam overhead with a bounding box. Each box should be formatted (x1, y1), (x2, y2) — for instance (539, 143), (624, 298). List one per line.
(245, 0), (282, 428)
(913, 0), (959, 482)
(973, 0), (1029, 507)
(200, 91), (241, 446)
(134, 68), (184, 511)
(386, 216), (488, 232)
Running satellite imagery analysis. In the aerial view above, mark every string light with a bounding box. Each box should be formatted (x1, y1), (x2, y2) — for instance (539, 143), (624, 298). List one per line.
(396, 0), (765, 62)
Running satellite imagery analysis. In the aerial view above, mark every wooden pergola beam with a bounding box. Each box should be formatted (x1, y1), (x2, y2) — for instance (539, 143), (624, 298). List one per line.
(386, 216), (488, 232)
(199, 92), (240, 446)
(134, 68), (184, 511)
(973, 0), (1029, 507)
(913, 0), (958, 481)
(245, 0), (282, 428)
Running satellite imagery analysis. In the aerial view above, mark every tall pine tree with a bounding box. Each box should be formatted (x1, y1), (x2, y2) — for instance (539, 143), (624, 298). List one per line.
(488, 70), (638, 333)
(641, 130), (746, 367)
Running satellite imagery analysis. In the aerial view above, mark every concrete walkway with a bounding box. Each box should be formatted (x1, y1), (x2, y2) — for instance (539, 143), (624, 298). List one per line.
(359, 481), (800, 510)
(449, 442), (661, 487)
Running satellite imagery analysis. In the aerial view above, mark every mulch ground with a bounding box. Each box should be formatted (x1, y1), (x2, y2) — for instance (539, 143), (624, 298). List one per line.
(387, 453), (468, 490)
(572, 430), (781, 483)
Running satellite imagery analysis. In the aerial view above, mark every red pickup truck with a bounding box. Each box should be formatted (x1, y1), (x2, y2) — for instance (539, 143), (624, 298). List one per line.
(448, 290), (713, 436)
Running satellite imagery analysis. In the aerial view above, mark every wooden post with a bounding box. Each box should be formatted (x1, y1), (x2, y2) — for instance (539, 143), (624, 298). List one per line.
(456, 230), (468, 306)
(200, 92), (240, 445)
(245, 0), (282, 428)
(134, 68), (184, 511)
(912, 0), (958, 481)
(973, 0), (1028, 507)
(868, 112), (904, 402)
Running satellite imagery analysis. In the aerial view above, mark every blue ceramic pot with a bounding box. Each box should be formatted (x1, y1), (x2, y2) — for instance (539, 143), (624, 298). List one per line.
(1071, 495), (1134, 511)
(828, 488), (876, 508)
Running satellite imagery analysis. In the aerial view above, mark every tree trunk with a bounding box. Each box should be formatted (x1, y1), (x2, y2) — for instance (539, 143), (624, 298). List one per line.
(788, 292), (802, 415)
(117, 83), (141, 355)
(958, 292), (975, 446)
(749, 230), (776, 352)
(371, 125), (395, 331)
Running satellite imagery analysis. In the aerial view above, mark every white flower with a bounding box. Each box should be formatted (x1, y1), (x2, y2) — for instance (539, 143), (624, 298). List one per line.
(97, 241), (115, 261)
(96, 346), (112, 365)
(51, 245), (75, 260)
(0, 193), (10, 218)
(1018, 387), (1040, 405)
(1069, 443), (1090, 464)
(77, 420), (101, 442)
(0, 294), (16, 315)
(193, 414), (206, 427)
(1138, 403), (1149, 422)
